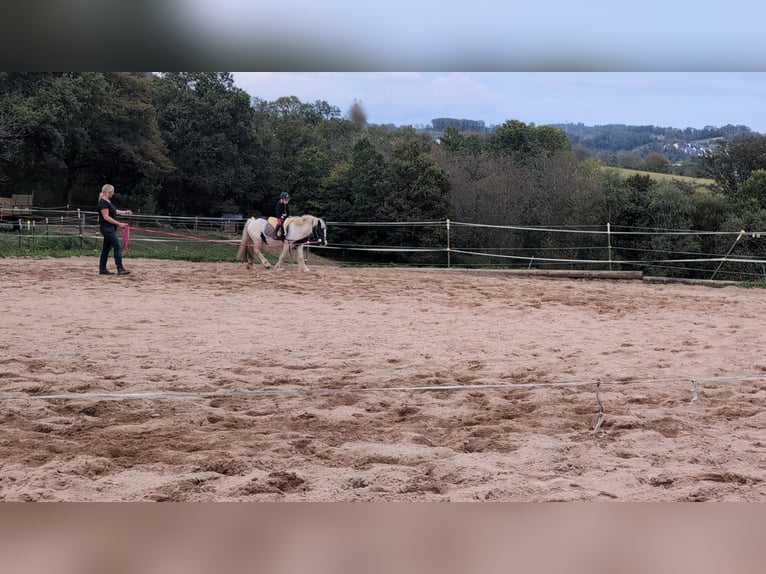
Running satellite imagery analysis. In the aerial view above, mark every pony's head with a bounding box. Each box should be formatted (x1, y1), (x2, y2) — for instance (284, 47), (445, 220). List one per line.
(312, 217), (327, 246)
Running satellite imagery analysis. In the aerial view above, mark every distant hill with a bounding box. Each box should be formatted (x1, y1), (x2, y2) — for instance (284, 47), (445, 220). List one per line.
(550, 122), (755, 160)
(417, 119), (758, 173)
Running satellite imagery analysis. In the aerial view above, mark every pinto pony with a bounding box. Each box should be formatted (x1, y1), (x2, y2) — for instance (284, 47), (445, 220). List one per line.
(236, 215), (327, 272)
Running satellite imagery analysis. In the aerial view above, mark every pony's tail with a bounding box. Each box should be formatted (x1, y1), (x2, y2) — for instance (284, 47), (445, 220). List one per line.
(236, 220), (250, 261)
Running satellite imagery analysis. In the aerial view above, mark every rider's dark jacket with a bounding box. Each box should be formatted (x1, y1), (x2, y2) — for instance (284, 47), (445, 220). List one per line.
(275, 200), (290, 220)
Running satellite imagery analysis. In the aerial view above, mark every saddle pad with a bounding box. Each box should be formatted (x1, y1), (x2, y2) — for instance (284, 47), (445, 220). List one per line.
(267, 216), (293, 229)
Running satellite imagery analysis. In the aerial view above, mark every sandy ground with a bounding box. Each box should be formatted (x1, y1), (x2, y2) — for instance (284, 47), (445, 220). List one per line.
(0, 256), (764, 501)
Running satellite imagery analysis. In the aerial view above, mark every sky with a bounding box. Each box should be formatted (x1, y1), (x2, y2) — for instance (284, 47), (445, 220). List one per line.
(232, 73), (766, 133)
(172, 1), (765, 70)
(13, 2), (759, 68)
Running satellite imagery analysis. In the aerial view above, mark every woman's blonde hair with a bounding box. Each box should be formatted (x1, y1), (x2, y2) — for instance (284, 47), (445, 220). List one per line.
(99, 184), (114, 200)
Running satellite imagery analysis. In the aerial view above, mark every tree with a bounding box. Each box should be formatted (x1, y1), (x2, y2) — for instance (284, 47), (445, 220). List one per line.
(740, 170), (766, 209)
(530, 125), (571, 155)
(347, 99), (368, 128)
(0, 72), (171, 208)
(381, 129), (451, 221)
(251, 96), (345, 216)
(528, 150), (580, 227)
(378, 129), (451, 259)
(152, 72), (259, 215)
(85, 73), (173, 210)
(489, 119), (529, 156)
(489, 120), (570, 159)
(438, 126), (463, 152)
(642, 152), (670, 173)
(698, 135), (766, 197)
(0, 73), (67, 202)
(322, 138), (388, 251)
(335, 138), (386, 221)
(0, 109), (23, 183)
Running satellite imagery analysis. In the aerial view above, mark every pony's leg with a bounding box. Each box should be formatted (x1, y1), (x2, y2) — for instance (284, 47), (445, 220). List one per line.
(296, 245), (310, 272)
(245, 245), (256, 269)
(273, 242), (291, 270)
(255, 245), (271, 269)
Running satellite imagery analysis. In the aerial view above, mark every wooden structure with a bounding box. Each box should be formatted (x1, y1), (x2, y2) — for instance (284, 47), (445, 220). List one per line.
(0, 194), (33, 219)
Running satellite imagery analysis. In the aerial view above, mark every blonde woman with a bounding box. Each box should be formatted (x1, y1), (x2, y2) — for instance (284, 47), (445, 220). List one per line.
(97, 184), (132, 275)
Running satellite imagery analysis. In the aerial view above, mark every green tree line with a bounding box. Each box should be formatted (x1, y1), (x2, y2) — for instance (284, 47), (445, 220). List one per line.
(2, 72), (766, 276)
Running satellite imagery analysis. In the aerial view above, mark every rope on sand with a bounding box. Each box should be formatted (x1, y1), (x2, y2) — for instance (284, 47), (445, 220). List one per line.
(3, 374), (765, 405)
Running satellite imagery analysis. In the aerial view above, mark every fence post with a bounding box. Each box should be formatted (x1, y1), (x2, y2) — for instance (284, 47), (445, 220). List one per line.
(607, 222), (612, 271)
(446, 219), (451, 268)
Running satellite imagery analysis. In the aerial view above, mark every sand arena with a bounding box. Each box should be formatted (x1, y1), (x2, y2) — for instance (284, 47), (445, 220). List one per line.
(0, 256), (764, 501)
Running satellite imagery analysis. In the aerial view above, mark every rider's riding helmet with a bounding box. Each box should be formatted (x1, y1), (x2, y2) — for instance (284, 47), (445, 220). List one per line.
(280, 192), (290, 200)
